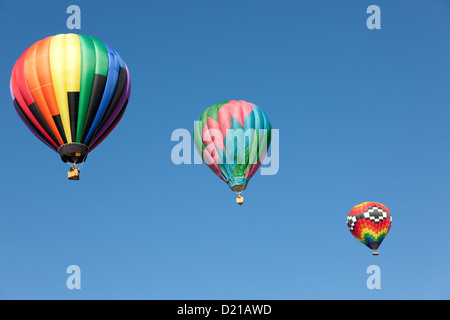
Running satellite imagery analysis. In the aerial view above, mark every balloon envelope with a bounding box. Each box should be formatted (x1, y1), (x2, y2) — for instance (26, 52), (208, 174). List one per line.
(10, 33), (130, 164)
(347, 202), (392, 251)
(194, 100), (271, 191)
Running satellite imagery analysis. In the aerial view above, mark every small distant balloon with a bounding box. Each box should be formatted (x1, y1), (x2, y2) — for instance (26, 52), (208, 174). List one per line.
(347, 202), (392, 255)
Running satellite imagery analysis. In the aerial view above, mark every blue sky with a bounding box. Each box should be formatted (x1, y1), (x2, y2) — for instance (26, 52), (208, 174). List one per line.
(0, 0), (450, 299)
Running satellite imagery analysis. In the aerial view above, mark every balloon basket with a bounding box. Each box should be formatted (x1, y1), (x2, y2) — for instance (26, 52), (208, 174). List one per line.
(236, 196), (244, 205)
(372, 250), (379, 256)
(68, 167), (80, 181)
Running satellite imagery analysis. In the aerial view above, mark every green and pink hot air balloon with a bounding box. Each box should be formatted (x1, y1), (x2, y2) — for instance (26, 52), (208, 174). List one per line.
(194, 100), (272, 205)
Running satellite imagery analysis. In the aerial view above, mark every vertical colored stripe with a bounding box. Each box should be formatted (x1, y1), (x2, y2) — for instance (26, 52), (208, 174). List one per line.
(64, 34), (81, 92)
(11, 53), (58, 149)
(88, 64), (130, 148)
(77, 35), (96, 142)
(15, 51), (60, 148)
(35, 37), (59, 116)
(84, 44), (121, 145)
(24, 41), (64, 145)
(35, 36), (68, 144)
(80, 37), (108, 142)
(50, 34), (72, 142)
(65, 34), (81, 141)
(92, 66), (127, 139)
(89, 101), (128, 151)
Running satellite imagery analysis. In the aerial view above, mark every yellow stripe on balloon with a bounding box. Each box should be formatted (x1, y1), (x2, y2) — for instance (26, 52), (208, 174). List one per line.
(65, 34), (81, 92)
(50, 34), (72, 142)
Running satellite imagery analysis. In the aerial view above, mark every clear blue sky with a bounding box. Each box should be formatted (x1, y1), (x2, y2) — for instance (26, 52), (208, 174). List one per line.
(0, 0), (450, 299)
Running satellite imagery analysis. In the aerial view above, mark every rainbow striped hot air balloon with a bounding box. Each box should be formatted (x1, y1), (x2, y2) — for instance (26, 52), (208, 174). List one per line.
(194, 100), (272, 205)
(347, 202), (392, 255)
(10, 33), (130, 180)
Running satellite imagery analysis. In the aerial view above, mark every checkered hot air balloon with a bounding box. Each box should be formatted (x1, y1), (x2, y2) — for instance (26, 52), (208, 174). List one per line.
(10, 33), (130, 180)
(347, 202), (392, 255)
(194, 100), (272, 205)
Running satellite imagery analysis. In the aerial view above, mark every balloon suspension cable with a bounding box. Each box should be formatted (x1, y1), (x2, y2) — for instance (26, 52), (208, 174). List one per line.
(77, 152), (89, 171)
(236, 191), (244, 205)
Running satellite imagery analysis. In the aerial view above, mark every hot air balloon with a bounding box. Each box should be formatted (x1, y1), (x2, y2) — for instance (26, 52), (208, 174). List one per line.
(194, 100), (272, 205)
(10, 33), (130, 180)
(347, 202), (392, 255)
